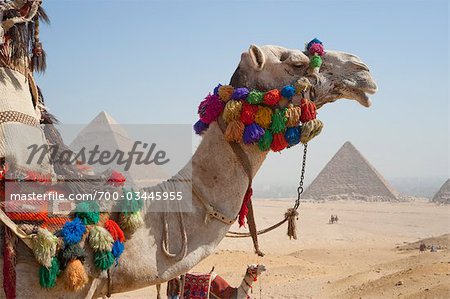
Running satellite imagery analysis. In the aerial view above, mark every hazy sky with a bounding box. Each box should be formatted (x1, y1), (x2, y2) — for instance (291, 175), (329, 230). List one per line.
(37, 0), (449, 189)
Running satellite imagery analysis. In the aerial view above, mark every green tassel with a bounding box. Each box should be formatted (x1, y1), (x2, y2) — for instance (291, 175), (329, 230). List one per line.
(74, 201), (100, 225)
(310, 54), (323, 68)
(246, 90), (264, 104)
(39, 257), (60, 289)
(122, 188), (143, 214)
(270, 109), (287, 133)
(258, 130), (273, 151)
(94, 251), (114, 270)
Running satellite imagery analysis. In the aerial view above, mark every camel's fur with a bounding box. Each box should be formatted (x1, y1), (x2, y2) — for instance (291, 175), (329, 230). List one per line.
(0, 44), (376, 298)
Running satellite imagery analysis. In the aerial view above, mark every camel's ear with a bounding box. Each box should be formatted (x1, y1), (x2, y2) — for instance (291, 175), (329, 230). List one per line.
(248, 45), (265, 70)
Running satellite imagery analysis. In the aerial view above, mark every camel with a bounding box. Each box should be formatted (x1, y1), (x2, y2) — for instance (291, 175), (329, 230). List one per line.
(165, 264), (266, 299)
(0, 4), (377, 297)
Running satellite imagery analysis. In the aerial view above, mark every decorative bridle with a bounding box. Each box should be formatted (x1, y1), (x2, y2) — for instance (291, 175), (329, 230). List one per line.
(193, 39), (326, 256)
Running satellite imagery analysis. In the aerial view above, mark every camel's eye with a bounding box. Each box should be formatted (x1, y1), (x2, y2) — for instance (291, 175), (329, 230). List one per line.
(280, 52), (290, 62)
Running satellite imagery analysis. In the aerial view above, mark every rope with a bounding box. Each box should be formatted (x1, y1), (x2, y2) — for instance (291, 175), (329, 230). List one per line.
(227, 144), (308, 239)
(161, 208), (188, 261)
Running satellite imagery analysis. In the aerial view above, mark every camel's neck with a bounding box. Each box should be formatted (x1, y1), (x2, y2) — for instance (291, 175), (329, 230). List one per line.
(237, 273), (257, 298)
(113, 122), (268, 294)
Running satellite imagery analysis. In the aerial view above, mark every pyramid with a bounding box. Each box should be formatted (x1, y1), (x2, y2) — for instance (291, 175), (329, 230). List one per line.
(302, 141), (399, 201)
(432, 179), (450, 204)
(70, 111), (168, 188)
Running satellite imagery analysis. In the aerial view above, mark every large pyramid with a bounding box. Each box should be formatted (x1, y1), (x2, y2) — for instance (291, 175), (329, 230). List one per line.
(302, 141), (399, 201)
(70, 111), (168, 188)
(432, 179), (450, 204)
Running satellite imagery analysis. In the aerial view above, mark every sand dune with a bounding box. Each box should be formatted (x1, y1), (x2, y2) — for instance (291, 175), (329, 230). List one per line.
(117, 200), (450, 299)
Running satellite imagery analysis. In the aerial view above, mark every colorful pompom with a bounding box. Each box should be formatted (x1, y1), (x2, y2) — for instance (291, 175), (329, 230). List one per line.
(58, 244), (86, 270)
(285, 104), (302, 127)
(285, 127), (301, 147)
(198, 94), (224, 124)
(308, 43), (325, 56)
(112, 240), (125, 259)
(193, 119), (209, 135)
(231, 87), (249, 100)
(310, 54), (323, 69)
(218, 85), (234, 102)
(258, 130), (273, 151)
(254, 106), (272, 129)
(224, 120), (244, 143)
(93, 251), (115, 271)
(263, 89), (281, 106)
(281, 85), (296, 99)
(243, 123), (265, 144)
(271, 133), (288, 152)
(213, 83), (222, 95)
(74, 201), (100, 225)
(294, 78), (311, 94)
(39, 257), (60, 289)
(61, 217), (86, 245)
(270, 109), (287, 133)
(300, 98), (317, 123)
(223, 100), (242, 123)
(62, 259), (88, 291)
(88, 226), (114, 252)
(306, 38), (322, 50)
(32, 228), (58, 268)
(107, 170), (126, 187)
(300, 119), (323, 144)
(240, 102), (258, 125)
(120, 211), (144, 231)
(246, 90), (264, 105)
(122, 189), (143, 214)
(104, 220), (125, 242)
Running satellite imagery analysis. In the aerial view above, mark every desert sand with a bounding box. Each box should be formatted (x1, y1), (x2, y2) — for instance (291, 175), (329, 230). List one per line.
(116, 200), (450, 299)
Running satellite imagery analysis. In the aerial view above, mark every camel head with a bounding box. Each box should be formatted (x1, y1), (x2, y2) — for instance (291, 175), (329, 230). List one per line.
(230, 43), (377, 109)
(246, 264), (266, 277)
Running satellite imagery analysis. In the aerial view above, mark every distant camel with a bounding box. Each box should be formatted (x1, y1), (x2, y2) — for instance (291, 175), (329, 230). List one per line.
(165, 264), (266, 299)
(419, 243), (426, 253)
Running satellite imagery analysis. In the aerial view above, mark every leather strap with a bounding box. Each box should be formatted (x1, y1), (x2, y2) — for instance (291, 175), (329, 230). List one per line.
(217, 117), (264, 256)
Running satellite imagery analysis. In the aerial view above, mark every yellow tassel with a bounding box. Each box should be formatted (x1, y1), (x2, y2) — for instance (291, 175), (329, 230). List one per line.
(63, 259), (88, 291)
(300, 119), (324, 144)
(285, 104), (302, 127)
(224, 120), (244, 143)
(294, 78), (311, 94)
(254, 106), (272, 129)
(223, 100), (242, 123)
(218, 85), (234, 102)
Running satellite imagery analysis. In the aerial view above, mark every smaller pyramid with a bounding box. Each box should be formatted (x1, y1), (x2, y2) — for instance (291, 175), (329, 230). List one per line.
(432, 179), (450, 204)
(70, 111), (168, 188)
(303, 141), (398, 201)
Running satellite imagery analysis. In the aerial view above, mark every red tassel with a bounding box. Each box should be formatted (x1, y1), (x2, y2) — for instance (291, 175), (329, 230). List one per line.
(107, 171), (126, 187)
(238, 187), (253, 227)
(104, 220), (125, 242)
(3, 228), (17, 299)
(270, 133), (288, 152)
(300, 98), (317, 123)
(263, 89), (281, 106)
(240, 103), (258, 125)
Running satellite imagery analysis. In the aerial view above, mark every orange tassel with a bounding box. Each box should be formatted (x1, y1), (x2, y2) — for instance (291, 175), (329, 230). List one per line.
(63, 259), (88, 291)
(224, 120), (244, 143)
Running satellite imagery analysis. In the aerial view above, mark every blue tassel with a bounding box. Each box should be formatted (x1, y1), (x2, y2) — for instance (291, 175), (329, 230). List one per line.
(112, 240), (124, 266)
(61, 217), (86, 245)
(193, 120), (209, 135)
(281, 85), (296, 99)
(213, 83), (222, 95)
(285, 126), (301, 147)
